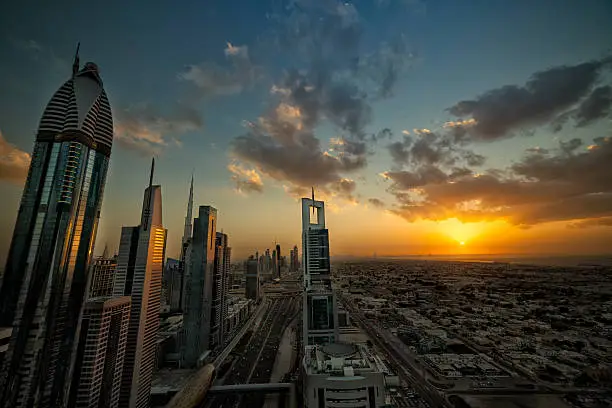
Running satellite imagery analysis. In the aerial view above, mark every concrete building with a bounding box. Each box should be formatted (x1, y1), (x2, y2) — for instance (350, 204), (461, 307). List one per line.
(113, 159), (167, 408)
(290, 245), (299, 272)
(276, 244), (282, 278)
(0, 48), (115, 407)
(181, 206), (217, 368)
(245, 256), (260, 300)
(90, 256), (118, 298)
(69, 296), (131, 408)
(210, 232), (231, 348)
(301, 195), (338, 346)
(303, 343), (386, 408)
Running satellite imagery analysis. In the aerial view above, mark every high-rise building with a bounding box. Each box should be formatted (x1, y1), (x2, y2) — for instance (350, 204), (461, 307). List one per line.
(113, 159), (167, 408)
(276, 243), (281, 278)
(69, 296), (131, 408)
(272, 249), (277, 279)
(181, 206), (217, 367)
(245, 256), (260, 300)
(210, 232), (230, 348)
(89, 256), (117, 298)
(163, 258), (182, 311)
(291, 245), (299, 272)
(0, 48), (114, 407)
(178, 176), (194, 311)
(265, 248), (271, 272)
(302, 196), (338, 346)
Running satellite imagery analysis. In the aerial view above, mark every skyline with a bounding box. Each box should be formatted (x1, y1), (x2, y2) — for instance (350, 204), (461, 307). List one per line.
(1, 0), (612, 262)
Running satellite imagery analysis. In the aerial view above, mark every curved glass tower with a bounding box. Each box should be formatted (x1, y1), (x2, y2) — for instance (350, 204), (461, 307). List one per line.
(0, 49), (113, 407)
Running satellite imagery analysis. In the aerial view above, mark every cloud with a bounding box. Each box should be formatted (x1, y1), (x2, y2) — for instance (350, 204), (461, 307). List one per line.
(402, 129), (410, 135)
(448, 58), (612, 140)
(114, 103), (203, 156)
(368, 198), (385, 208)
(10, 38), (69, 74)
(568, 216), (612, 229)
(575, 85), (612, 127)
(384, 136), (612, 226)
(179, 43), (261, 97)
(227, 162), (264, 194)
(0, 130), (31, 184)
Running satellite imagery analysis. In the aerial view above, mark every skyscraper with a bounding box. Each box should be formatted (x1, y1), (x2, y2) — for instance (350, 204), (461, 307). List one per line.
(163, 258), (182, 311)
(69, 296), (131, 408)
(89, 256), (117, 298)
(245, 255), (260, 300)
(178, 175), (194, 311)
(276, 243), (282, 278)
(210, 232), (230, 348)
(290, 245), (299, 272)
(301, 196), (338, 346)
(113, 160), (167, 408)
(181, 206), (217, 367)
(0, 47), (114, 407)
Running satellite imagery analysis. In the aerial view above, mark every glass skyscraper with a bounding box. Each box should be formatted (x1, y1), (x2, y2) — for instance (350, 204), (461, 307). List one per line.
(0, 50), (114, 407)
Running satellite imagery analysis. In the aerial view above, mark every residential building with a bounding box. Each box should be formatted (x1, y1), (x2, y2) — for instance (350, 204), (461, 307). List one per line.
(113, 159), (167, 408)
(69, 296), (131, 408)
(0, 49), (114, 407)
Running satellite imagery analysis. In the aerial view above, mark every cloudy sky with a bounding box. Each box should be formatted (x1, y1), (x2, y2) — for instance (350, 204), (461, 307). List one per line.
(0, 0), (611, 262)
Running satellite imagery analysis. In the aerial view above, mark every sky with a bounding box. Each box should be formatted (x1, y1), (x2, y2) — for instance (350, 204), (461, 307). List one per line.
(0, 0), (611, 262)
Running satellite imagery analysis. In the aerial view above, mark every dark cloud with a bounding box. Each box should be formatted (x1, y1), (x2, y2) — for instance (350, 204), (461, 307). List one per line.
(231, 0), (415, 196)
(368, 198), (385, 208)
(0, 131), (30, 184)
(115, 103), (203, 156)
(179, 43), (262, 98)
(384, 136), (612, 226)
(448, 58), (611, 140)
(568, 216), (612, 229)
(575, 85), (612, 127)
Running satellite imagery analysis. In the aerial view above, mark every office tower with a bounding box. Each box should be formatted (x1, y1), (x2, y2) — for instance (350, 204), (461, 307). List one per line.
(69, 296), (131, 408)
(164, 258), (182, 311)
(90, 256), (118, 298)
(290, 245), (299, 272)
(0, 48), (114, 407)
(210, 232), (230, 348)
(276, 244), (282, 278)
(265, 248), (271, 272)
(301, 196), (338, 346)
(178, 176), (194, 310)
(113, 160), (167, 408)
(245, 256), (260, 300)
(181, 206), (217, 367)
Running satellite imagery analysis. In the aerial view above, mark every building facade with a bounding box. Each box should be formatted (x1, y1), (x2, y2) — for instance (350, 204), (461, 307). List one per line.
(245, 256), (260, 300)
(69, 296), (131, 408)
(210, 232), (230, 349)
(163, 258), (182, 311)
(181, 206), (217, 367)
(276, 244), (282, 278)
(0, 52), (114, 407)
(301, 197), (338, 346)
(89, 256), (117, 298)
(113, 160), (167, 408)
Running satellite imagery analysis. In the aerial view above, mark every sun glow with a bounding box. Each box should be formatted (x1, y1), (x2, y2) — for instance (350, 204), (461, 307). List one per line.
(459, 241), (465, 246)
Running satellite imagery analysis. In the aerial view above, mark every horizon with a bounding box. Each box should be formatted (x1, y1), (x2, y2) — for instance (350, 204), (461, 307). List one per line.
(1, 0), (611, 263)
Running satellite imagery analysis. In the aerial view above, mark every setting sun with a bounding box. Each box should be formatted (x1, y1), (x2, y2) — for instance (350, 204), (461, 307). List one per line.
(459, 241), (465, 246)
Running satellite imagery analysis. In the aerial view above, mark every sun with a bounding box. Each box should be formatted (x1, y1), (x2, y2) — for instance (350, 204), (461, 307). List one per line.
(459, 241), (466, 246)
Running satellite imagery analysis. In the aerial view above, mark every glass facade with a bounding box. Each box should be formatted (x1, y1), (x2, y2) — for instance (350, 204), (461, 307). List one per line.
(0, 64), (113, 407)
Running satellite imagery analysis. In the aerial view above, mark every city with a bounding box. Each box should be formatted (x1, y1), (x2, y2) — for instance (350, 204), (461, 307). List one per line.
(0, 1), (612, 408)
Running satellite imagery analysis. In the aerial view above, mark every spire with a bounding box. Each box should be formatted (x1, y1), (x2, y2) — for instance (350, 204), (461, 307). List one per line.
(182, 174), (194, 244)
(311, 186), (316, 216)
(149, 157), (155, 189)
(72, 42), (80, 77)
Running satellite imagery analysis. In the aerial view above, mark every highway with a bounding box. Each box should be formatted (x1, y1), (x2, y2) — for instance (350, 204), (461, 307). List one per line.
(338, 293), (452, 408)
(204, 296), (298, 408)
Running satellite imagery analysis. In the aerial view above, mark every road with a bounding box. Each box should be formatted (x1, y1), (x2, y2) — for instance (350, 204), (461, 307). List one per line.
(203, 296), (298, 408)
(338, 293), (451, 408)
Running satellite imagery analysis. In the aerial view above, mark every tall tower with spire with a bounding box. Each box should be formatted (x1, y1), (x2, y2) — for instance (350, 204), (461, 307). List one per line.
(113, 159), (167, 408)
(0, 44), (114, 407)
(178, 175), (194, 310)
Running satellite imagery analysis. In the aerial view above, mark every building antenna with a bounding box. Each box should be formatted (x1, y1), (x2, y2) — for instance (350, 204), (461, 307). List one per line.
(72, 42), (80, 77)
(311, 186), (316, 216)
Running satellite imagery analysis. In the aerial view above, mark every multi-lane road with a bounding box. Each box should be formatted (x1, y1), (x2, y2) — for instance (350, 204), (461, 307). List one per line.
(338, 293), (451, 408)
(204, 296), (298, 408)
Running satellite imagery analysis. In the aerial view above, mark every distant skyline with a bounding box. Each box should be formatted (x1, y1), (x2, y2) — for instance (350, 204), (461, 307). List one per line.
(1, 0), (612, 262)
